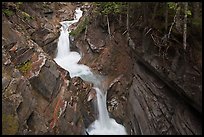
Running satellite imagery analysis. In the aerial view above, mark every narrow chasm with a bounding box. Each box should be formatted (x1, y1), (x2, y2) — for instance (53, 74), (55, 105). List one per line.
(2, 2), (202, 135)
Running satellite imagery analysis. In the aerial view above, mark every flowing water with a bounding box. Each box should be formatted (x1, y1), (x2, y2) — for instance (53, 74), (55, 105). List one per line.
(54, 8), (127, 135)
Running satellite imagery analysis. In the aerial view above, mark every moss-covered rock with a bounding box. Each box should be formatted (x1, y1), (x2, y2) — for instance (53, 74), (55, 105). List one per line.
(2, 113), (19, 135)
(21, 11), (34, 20)
(70, 17), (89, 37)
(17, 60), (32, 74)
(2, 9), (14, 16)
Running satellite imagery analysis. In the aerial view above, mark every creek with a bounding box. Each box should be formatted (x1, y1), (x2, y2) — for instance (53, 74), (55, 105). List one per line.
(54, 8), (127, 135)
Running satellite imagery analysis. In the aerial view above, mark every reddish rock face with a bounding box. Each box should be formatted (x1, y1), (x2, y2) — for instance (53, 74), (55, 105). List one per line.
(72, 9), (202, 135)
(2, 2), (201, 135)
(2, 2), (86, 135)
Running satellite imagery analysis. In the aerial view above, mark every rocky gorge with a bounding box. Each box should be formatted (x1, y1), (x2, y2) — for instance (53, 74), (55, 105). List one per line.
(2, 2), (202, 135)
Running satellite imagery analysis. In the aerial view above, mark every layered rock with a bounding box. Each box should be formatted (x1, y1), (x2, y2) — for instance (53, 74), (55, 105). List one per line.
(72, 10), (202, 135)
(126, 62), (201, 134)
(2, 2), (87, 135)
(2, 2), (201, 135)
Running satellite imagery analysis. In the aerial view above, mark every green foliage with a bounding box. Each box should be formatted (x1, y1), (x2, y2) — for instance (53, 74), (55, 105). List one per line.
(168, 2), (192, 17)
(70, 17), (89, 37)
(2, 9), (14, 16)
(94, 2), (126, 15)
(167, 2), (177, 10)
(17, 60), (32, 74)
(2, 114), (19, 135)
(186, 9), (192, 16)
(21, 11), (34, 20)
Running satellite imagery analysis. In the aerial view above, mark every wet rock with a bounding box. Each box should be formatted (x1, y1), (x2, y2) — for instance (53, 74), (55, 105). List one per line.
(2, 76), (11, 92)
(29, 59), (62, 101)
(135, 49), (202, 113)
(2, 2), (86, 135)
(126, 62), (202, 135)
(2, 21), (19, 48)
(57, 101), (84, 135)
(86, 38), (105, 53)
(69, 77), (96, 128)
(44, 39), (59, 58)
(58, 9), (74, 21)
(31, 27), (59, 57)
(16, 78), (36, 126)
(31, 28), (49, 45)
(2, 59), (36, 135)
(44, 22), (54, 31)
(43, 9), (53, 15)
(2, 99), (20, 135)
(26, 111), (48, 135)
(12, 48), (34, 65)
(87, 88), (96, 102)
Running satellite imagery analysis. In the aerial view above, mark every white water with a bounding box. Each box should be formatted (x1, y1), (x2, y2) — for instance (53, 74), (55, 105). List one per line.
(54, 8), (127, 135)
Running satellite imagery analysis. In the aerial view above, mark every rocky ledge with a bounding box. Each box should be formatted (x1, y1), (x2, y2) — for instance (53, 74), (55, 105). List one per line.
(2, 2), (91, 135)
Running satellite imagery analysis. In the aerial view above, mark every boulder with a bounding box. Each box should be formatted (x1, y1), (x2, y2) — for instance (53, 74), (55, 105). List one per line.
(29, 59), (62, 101)
(31, 28), (59, 58)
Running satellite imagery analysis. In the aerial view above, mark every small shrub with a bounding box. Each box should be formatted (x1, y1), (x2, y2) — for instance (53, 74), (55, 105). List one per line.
(17, 60), (32, 74)
(2, 9), (14, 16)
(70, 17), (89, 37)
(21, 11), (34, 20)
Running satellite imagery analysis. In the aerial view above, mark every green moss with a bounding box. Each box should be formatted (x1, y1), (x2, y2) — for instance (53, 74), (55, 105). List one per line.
(17, 60), (32, 74)
(21, 11), (34, 20)
(2, 114), (19, 135)
(70, 17), (89, 37)
(94, 2), (126, 15)
(2, 9), (14, 16)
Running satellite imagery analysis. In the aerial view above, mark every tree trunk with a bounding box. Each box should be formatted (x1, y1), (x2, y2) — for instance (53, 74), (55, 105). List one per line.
(119, 14), (122, 27)
(107, 15), (111, 37)
(126, 2), (130, 39)
(167, 3), (179, 39)
(175, 3), (182, 34)
(183, 2), (188, 50)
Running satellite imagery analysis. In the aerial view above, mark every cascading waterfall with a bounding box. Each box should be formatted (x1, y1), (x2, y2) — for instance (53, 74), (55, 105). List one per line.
(54, 7), (127, 135)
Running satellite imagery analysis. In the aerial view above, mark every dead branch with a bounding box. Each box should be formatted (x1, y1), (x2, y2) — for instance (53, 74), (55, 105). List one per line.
(107, 15), (111, 37)
(145, 28), (152, 36)
(183, 2), (188, 50)
(167, 3), (179, 39)
(122, 30), (128, 35)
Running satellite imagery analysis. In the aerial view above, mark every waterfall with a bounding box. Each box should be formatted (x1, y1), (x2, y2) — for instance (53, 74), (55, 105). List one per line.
(54, 7), (127, 135)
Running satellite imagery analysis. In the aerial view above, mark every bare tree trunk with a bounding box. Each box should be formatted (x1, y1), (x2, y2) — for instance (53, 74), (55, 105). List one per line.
(167, 3), (178, 39)
(107, 15), (111, 37)
(175, 2), (182, 34)
(119, 14), (122, 27)
(126, 2), (130, 39)
(183, 2), (188, 50)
